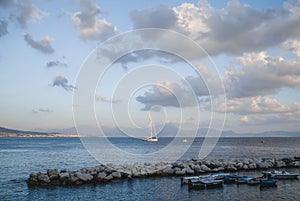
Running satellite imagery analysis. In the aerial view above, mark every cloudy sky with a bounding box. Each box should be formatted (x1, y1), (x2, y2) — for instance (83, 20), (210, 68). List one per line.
(1, 0), (300, 134)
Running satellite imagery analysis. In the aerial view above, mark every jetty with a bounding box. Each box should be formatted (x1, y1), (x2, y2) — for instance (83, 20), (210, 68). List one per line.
(27, 156), (300, 187)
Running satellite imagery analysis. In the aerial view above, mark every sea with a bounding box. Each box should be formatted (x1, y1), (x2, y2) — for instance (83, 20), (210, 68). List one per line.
(1, 137), (300, 201)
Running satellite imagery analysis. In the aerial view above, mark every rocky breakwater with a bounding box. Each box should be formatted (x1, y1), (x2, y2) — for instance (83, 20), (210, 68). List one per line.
(27, 156), (300, 187)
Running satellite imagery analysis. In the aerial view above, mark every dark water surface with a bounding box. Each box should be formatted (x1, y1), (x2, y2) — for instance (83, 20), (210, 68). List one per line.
(1, 137), (300, 201)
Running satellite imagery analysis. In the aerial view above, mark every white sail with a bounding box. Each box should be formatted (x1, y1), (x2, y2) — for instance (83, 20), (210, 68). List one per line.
(146, 113), (158, 142)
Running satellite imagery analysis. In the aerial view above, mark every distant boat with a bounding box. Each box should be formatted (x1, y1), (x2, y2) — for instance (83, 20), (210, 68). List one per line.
(263, 170), (299, 179)
(145, 116), (158, 142)
(146, 136), (158, 142)
(183, 139), (188, 143)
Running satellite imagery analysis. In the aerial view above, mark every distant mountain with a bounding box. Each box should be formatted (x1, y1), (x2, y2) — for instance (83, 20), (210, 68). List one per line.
(2, 125), (300, 138)
(0, 127), (50, 135)
(0, 127), (76, 138)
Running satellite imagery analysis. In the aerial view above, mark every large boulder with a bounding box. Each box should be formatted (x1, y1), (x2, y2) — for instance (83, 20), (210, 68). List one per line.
(59, 172), (69, 180)
(200, 164), (211, 172)
(174, 169), (186, 175)
(47, 169), (59, 180)
(111, 171), (122, 179)
(97, 172), (107, 181)
(185, 167), (194, 175)
(75, 172), (93, 182)
(37, 174), (50, 184)
(162, 166), (174, 175)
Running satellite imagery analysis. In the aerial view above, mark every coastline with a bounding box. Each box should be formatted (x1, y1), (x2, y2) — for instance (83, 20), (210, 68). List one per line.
(27, 156), (300, 187)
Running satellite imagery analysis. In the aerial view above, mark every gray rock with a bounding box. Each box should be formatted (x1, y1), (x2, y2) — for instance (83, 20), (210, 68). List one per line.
(242, 164), (249, 170)
(276, 160), (286, 168)
(37, 174), (50, 183)
(227, 165), (237, 171)
(192, 165), (202, 173)
(105, 174), (114, 181)
(59, 172), (69, 180)
(97, 172), (107, 180)
(132, 167), (140, 177)
(292, 161), (300, 167)
(75, 172), (93, 182)
(111, 171), (122, 179)
(248, 163), (256, 169)
(69, 174), (79, 183)
(200, 164), (211, 172)
(162, 166), (174, 175)
(236, 162), (244, 169)
(48, 169), (59, 180)
(175, 169), (186, 175)
(257, 161), (273, 169)
(185, 167), (194, 174)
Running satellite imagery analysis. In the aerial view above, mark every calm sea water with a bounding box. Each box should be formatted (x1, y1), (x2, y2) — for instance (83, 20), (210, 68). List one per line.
(1, 137), (300, 201)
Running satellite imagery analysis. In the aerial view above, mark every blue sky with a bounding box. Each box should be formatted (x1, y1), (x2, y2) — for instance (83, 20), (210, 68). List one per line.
(0, 0), (300, 134)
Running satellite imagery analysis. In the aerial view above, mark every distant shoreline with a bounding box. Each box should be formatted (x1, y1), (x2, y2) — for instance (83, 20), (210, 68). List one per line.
(2, 135), (300, 138)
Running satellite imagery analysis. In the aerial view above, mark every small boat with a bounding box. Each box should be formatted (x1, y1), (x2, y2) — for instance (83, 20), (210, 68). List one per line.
(223, 174), (240, 184)
(199, 178), (224, 189)
(263, 170), (299, 179)
(260, 178), (277, 189)
(247, 177), (262, 185)
(211, 173), (230, 180)
(188, 180), (205, 191)
(181, 175), (211, 185)
(183, 139), (188, 143)
(236, 176), (255, 184)
(146, 136), (158, 142)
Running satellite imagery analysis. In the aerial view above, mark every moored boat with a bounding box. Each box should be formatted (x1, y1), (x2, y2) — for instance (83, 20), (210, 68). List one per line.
(246, 177), (262, 185)
(263, 170), (299, 179)
(199, 178), (224, 189)
(181, 175), (211, 185)
(223, 174), (240, 184)
(188, 180), (206, 191)
(260, 178), (277, 189)
(236, 176), (255, 184)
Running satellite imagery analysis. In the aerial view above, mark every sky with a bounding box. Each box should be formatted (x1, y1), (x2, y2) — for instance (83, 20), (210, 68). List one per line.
(0, 0), (300, 134)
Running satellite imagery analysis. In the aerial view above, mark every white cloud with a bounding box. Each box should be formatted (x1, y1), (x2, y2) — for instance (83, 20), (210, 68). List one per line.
(72, 0), (117, 41)
(225, 51), (300, 98)
(24, 33), (54, 54)
(129, 4), (177, 29)
(32, 108), (53, 114)
(51, 75), (75, 91)
(0, 0), (48, 28)
(283, 39), (300, 58)
(213, 96), (300, 115)
(95, 95), (121, 104)
(0, 20), (8, 37)
(128, 0), (300, 57)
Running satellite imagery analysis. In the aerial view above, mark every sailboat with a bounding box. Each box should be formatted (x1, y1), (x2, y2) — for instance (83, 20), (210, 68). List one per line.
(146, 116), (158, 142)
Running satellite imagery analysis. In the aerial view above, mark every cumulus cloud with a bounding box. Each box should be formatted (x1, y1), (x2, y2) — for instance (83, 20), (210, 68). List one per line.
(0, 0), (48, 28)
(72, 0), (117, 41)
(32, 108), (53, 114)
(136, 78), (207, 111)
(283, 39), (300, 57)
(212, 96), (300, 115)
(224, 51), (300, 98)
(0, 20), (8, 37)
(129, 5), (177, 29)
(128, 0), (300, 57)
(95, 95), (121, 104)
(46, 60), (68, 68)
(51, 75), (75, 91)
(24, 33), (54, 54)
(238, 111), (300, 129)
